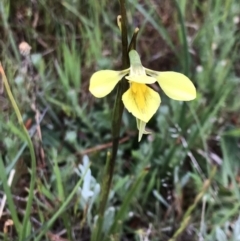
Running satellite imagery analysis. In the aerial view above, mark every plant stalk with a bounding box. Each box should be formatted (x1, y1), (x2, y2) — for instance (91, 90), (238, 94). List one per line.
(94, 0), (129, 239)
(105, 0), (129, 202)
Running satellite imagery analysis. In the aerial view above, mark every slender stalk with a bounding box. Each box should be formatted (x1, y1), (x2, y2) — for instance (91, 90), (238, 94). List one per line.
(93, 0), (129, 239)
(104, 0), (129, 203)
(0, 63), (36, 239)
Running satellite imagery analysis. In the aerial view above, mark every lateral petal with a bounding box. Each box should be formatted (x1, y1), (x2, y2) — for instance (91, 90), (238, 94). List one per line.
(89, 69), (129, 98)
(155, 71), (196, 101)
(122, 84), (161, 123)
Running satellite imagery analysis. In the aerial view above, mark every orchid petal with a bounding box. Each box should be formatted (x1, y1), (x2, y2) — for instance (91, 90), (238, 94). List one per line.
(89, 69), (129, 98)
(122, 83), (161, 123)
(155, 71), (196, 101)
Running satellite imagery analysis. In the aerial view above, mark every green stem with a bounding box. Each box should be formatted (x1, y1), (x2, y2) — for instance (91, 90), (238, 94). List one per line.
(0, 63), (36, 239)
(106, 0), (129, 202)
(119, 0), (129, 69)
(93, 0), (129, 239)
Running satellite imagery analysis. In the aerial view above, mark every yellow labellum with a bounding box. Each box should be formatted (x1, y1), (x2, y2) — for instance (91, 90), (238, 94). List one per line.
(122, 83), (161, 123)
(131, 82), (147, 110)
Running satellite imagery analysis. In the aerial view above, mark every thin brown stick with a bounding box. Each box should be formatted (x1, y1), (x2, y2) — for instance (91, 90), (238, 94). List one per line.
(78, 136), (130, 156)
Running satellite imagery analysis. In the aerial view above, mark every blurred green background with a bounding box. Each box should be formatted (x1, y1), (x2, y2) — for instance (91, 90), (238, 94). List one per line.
(0, 0), (240, 240)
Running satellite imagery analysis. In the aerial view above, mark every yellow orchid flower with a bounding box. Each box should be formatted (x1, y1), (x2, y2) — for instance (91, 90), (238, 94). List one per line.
(89, 50), (196, 141)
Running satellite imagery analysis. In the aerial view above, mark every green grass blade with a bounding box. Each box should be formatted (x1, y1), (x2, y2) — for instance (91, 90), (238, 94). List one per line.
(0, 157), (22, 235)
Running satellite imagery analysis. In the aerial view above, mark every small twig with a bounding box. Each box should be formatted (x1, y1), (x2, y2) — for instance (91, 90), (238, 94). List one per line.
(31, 0), (39, 29)
(0, 191), (28, 202)
(180, 136), (205, 181)
(28, 107), (48, 136)
(199, 196), (207, 239)
(20, 41), (46, 168)
(0, 73), (3, 94)
(78, 136), (130, 156)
